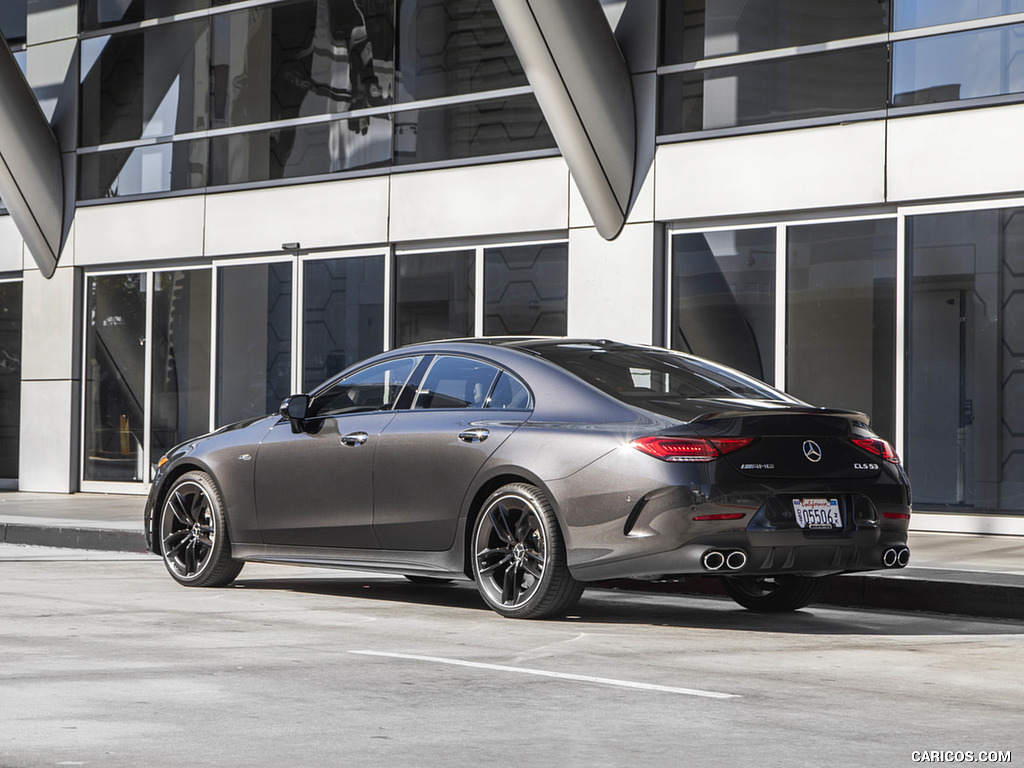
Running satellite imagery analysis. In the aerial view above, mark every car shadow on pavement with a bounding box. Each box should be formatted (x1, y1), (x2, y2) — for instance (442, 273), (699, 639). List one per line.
(228, 576), (1024, 636)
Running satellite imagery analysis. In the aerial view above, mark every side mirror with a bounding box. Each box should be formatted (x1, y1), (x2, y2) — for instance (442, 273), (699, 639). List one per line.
(280, 394), (310, 434)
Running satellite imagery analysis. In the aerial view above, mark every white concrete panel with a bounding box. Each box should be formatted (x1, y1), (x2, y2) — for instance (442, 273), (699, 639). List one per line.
(389, 159), (569, 243)
(19, 379), (79, 493)
(567, 223), (655, 344)
(888, 105), (1024, 203)
(204, 177), (391, 257)
(21, 265), (78, 380)
(27, 0), (78, 44)
(570, 155), (655, 228)
(75, 197), (207, 266)
(655, 122), (887, 222)
(0, 217), (23, 272)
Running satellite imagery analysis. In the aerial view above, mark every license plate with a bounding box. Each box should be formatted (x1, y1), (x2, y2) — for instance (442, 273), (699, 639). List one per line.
(792, 498), (842, 529)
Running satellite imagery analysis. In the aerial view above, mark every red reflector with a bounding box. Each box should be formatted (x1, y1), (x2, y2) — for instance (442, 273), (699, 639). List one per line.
(882, 512), (911, 519)
(851, 437), (901, 464)
(632, 436), (755, 462)
(693, 513), (746, 521)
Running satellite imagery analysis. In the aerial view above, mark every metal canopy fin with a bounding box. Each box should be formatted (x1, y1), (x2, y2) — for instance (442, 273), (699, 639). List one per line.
(493, 0), (637, 240)
(0, 38), (64, 278)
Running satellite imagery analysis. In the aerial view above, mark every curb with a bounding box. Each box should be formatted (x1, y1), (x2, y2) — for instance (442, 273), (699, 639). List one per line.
(0, 523), (147, 553)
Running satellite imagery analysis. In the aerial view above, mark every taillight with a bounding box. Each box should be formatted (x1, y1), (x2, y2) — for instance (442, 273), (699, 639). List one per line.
(851, 437), (901, 464)
(632, 436), (755, 462)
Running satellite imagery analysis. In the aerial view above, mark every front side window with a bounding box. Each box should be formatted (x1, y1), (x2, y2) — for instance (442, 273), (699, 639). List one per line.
(313, 356), (419, 417)
(411, 355), (500, 409)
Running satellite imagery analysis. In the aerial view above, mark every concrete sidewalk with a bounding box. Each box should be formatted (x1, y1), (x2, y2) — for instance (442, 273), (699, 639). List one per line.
(2, 490), (1022, 621)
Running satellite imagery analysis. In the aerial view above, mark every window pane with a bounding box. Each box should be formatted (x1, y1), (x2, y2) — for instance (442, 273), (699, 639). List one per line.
(0, 2), (27, 42)
(303, 256), (385, 391)
(786, 219), (897, 442)
(908, 209), (1024, 514)
(394, 94), (555, 164)
(78, 140), (208, 200)
(82, 0), (213, 31)
(210, 1), (394, 130)
(395, 251), (474, 345)
(893, 25), (1024, 107)
(208, 117), (391, 186)
(662, 0), (890, 65)
(0, 281), (22, 479)
(84, 274), (148, 482)
(150, 270), (212, 461)
(80, 20), (211, 146)
(396, 0), (526, 102)
(486, 371), (530, 410)
(484, 243), (567, 336)
(412, 356), (500, 409)
(313, 356), (418, 416)
(216, 263), (293, 426)
(659, 46), (889, 134)
(894, 0), (1024, 31)
(671, 229), (775, 383)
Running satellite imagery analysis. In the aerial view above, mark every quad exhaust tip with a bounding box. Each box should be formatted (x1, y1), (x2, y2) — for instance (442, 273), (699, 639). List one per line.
(882, 547), (911, 568)
(702, 549), (747, 571)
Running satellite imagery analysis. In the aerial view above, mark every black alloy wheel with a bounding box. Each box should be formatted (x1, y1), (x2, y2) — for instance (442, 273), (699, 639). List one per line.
(721, 574), (825, 612)
(471, 483), (584, 619)
(159, 471), (243, 587)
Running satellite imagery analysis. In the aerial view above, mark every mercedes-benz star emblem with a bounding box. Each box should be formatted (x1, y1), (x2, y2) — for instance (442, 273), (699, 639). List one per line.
(802, 440), (823, 463)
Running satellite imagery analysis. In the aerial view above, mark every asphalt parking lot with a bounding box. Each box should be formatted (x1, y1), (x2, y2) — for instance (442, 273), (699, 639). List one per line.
(2, 546), (1021, 768)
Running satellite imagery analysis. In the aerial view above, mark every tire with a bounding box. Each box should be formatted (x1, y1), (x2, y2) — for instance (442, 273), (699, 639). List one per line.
(158, 470), (243, 588)
(721, 574), (825, 612)
(471, 483), (584, 619)
(404, 575), (454, 584)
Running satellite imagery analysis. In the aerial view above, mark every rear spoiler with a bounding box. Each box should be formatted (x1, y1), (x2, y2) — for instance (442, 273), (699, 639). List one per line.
(689, 407), (870, 425)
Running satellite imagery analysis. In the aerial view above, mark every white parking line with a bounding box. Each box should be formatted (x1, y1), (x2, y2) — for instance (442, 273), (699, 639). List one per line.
(350, 650), (740, 699)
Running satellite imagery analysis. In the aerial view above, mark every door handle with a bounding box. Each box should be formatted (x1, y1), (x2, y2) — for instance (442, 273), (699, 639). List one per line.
(458, 428), (489, 443)
(341, 431), (369, 447)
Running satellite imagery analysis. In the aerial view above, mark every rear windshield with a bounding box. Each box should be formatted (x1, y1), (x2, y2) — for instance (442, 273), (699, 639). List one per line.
(533, 343), (795, 409)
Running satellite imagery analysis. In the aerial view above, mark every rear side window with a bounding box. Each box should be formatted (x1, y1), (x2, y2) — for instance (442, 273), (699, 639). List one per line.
(412, 356), (501, 410)
(485, 371), (531, 410)
(313, 357), (419, 417)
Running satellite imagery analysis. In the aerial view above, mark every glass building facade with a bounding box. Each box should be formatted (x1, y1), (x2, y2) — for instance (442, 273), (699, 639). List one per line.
(1, 0), (1022, 524)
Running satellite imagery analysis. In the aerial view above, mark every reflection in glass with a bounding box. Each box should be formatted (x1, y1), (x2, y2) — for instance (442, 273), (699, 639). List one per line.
(412, 356), (500, 409)
(79, 140), (208, 200)
(80, 20), (211, 146)
(396, 0), (526, 102)
(395, 251), (474, 345)
(661, 0), (890, 65)
(908, 209), (1024, 514)
(82, 0), (214, 31)
(0, 2), (27, 42)
(893, 25), (1024, 107)
(659, 46), (889, 134)
(216, 263), (293, 427)
(303, 256), (385, 391)
(894, 0), (1024, 30)
(671, 229), (775, 383)
(0, 281), (22, 479)
(150, 270), (212, 462)
(786, 219), (896, 442)
(208, 117), (390, 186)
(394, 94), (554, 164)
(211, 0), (394, 131)
(84, 275), (148, 482)
(483, 243), (567, 336)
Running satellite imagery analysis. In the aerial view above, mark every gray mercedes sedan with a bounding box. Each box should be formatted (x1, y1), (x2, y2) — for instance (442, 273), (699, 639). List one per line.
(145, 338), (912, 619)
